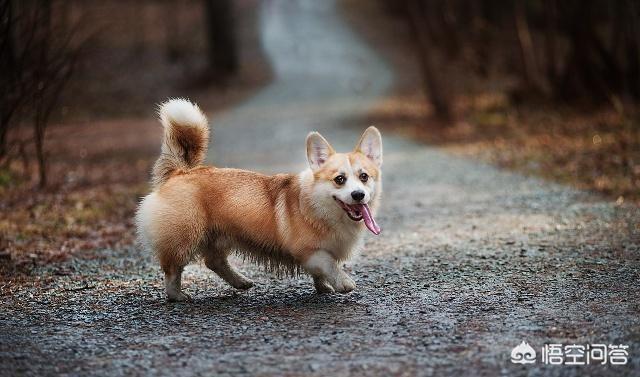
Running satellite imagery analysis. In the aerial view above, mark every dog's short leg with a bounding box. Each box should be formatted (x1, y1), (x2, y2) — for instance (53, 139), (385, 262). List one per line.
(164, 265), (191, 302)
(303, 250), (355, 293)
(204, 252), (254, 290)
(313, 276), (335, 294)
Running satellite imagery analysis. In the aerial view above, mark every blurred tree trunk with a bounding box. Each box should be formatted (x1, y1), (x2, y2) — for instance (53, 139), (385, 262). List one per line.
(471, 0), (490, 77)
(514, 0), (548, 95)
(0, 0), (17, 160)
(132, 2), (145, 54)
(624, 0), (640, 99)
(165, 0), (182, 62)
(204, 0), (238, 76)
(543, 0), (558, 87)
(33, 0), (52, 187)
(437, 1), (460, 60)
(559, 2), (617, 101)
(407, 0), (452, 121)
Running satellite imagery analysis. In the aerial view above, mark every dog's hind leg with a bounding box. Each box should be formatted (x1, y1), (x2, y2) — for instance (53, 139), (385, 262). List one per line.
(156, 225), (203, 302)
(203, 244), (254, 290)
(163, 263), (191, 302)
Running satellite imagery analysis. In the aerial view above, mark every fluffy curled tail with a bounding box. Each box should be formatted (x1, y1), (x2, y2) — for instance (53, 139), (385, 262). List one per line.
(151, 98), (210, 189)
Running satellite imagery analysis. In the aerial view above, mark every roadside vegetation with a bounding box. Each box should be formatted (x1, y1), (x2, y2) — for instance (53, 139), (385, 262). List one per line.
(345, 0), (639, 204)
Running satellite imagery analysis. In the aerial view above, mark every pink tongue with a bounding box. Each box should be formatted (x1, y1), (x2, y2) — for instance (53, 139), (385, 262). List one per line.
(355, 204), (381, 235)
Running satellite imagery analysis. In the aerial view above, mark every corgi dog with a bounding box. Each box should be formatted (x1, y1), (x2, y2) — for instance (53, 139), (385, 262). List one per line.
(136, 99), (382, 301)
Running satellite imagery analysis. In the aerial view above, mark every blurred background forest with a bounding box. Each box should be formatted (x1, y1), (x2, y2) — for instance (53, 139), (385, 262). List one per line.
(1, 0), (638, 271)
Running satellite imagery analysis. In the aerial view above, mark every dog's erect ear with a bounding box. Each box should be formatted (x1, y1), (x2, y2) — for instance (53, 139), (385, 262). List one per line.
(306, 132), (335, 170)
(355, 126), (382, 167)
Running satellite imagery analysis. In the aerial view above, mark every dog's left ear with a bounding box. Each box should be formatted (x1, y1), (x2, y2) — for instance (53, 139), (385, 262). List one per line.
(355, 126), (382, 167)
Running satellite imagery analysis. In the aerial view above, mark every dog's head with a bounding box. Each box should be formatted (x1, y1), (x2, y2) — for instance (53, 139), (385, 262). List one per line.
(305, 126), (382, 235)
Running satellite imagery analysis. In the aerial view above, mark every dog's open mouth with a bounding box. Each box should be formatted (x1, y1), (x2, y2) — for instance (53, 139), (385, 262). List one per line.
(333, 197), (381, 235)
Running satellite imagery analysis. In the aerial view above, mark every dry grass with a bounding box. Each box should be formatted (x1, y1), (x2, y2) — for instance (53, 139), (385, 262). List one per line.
(0, 120), (157, 274)
(458, 101), (639, 203)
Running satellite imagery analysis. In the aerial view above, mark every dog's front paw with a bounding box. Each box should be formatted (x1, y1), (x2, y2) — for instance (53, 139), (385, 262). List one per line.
(314, 278), (335, 294)
(233, 278), (255, 290)
(332, 275), (356, 293)
(167, 290), (192, 302)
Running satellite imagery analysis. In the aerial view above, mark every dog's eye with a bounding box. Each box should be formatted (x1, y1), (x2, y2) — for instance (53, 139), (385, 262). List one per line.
(359, 173), (369, 182)
(334, 175), (346, 185)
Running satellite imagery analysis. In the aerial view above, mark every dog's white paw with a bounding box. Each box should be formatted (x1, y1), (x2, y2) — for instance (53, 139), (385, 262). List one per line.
(332, 275), (356, 293)
(167, 290), (192, 302)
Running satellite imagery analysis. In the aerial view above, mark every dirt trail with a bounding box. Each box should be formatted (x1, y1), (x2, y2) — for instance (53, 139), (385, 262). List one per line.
(1, 1), (639, 376)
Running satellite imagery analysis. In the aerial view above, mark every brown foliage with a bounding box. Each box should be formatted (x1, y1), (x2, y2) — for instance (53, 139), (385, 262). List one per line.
(392, 0), (640, 119)
(0, 119), (158, 275)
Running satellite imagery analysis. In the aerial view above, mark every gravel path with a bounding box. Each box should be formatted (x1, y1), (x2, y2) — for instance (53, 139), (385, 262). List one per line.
(2, 1), (639, 376)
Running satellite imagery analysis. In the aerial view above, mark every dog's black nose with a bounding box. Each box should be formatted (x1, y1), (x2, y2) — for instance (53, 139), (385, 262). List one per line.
(351, 190), (365, 201)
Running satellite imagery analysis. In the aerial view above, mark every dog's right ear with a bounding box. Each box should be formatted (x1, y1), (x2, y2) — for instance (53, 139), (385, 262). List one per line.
(306, 132), (335, 171)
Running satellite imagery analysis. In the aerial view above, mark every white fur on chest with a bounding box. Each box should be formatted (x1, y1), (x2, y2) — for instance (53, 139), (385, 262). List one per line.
(319, 224), (364, 261)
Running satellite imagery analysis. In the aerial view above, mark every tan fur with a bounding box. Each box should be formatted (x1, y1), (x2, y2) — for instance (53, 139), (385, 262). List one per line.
(136, 100), (382, 301)
(150, 169), (330, 272)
